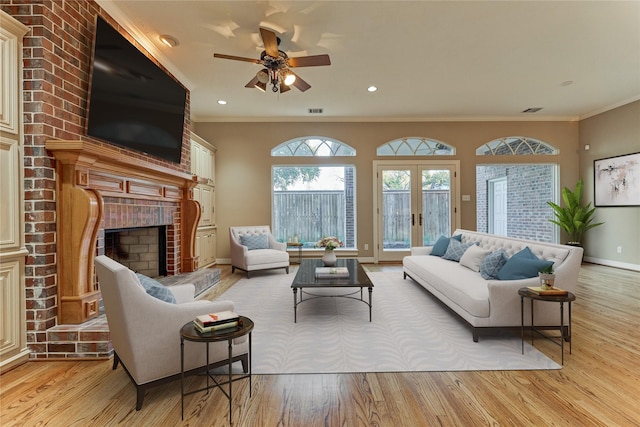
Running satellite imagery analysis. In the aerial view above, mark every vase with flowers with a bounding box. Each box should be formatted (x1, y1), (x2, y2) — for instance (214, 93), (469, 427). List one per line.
(316, 236), (343, 266)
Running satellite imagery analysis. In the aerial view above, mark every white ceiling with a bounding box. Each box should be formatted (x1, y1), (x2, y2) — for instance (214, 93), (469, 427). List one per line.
(97, 0), (640, 122)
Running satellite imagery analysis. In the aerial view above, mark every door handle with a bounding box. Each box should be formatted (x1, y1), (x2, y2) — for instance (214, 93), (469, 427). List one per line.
(419, 213), (423, 226)
(412, 213), (415, 226)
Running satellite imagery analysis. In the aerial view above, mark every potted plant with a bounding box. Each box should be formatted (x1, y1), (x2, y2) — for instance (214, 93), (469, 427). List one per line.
(547, 179), (604, 246)
(538, 264), (555, 289)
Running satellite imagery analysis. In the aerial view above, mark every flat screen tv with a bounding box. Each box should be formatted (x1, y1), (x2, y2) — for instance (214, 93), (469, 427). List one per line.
(86, 16), (186, 164)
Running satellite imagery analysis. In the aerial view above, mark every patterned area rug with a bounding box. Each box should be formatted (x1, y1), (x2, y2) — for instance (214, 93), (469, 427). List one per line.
(217, 270), (560, 374)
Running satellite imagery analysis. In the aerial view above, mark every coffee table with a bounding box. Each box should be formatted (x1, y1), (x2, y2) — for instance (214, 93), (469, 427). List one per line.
(291, 258), (373, 322)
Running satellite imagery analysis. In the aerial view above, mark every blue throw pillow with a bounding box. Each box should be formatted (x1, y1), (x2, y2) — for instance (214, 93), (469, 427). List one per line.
(480, 249), (508, 280)
(135, 273), (176, 304)
(430, 234), (462, 257)
(442, 239), (477, 262)
(497, 247), (554, 280)
(240, 234), (269, 250)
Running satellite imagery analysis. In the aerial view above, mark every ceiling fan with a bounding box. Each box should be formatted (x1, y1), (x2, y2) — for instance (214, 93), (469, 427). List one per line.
(213, 28), (331, 93)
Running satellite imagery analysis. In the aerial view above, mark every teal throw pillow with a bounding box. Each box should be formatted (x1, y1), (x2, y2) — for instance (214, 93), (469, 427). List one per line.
(442, 239), (477, 262)
(480, 249), (508, 280)
(497, 247), (554, 280)
(135, 273), (176, 304)
(240, 234), (269, 250)
(430, 234), (462, 257)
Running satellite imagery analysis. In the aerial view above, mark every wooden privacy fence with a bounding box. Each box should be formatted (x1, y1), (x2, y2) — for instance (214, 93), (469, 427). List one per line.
(273, 190), (449, 247)
(382, 190), (450, 246)
(273, 191), (345, 246)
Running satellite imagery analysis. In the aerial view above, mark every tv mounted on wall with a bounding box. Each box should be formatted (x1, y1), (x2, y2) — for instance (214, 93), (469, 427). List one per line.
(86, 16), (187, 164)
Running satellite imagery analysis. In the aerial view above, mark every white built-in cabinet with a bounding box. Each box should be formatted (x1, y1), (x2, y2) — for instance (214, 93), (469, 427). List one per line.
(190, 133), (217, 267)
(0, 11), (29, 373)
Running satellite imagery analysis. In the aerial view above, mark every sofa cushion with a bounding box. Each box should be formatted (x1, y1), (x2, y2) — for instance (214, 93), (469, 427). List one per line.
(497, 247), (554, 280)
(442, 239), (477, 262)
(480, 249), (508, 279)
(240, 234), (269, 250)
(135, 273), (176, 304)
(430, 234), (462, 257)
(460, 245), (492, 272)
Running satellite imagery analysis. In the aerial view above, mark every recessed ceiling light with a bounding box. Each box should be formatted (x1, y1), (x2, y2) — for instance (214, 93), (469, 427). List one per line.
(367, 86), (378, 92)
(561, 80), (574, 86)
(159, 35), (178, 48)
(217, 100), (227, 105)
(521, 107), (543, 113)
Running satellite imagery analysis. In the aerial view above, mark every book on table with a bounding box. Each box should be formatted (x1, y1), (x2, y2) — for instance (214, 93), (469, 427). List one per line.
(194, 319), (240, 333)
(195, 310), (240, 329)
(315, 267), (349, 278)
(526, 286), (569, 296)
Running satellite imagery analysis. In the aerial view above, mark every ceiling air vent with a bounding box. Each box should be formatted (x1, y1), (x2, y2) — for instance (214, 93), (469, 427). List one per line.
(521, 107), (543, 113)
(308, 108), (323, 114)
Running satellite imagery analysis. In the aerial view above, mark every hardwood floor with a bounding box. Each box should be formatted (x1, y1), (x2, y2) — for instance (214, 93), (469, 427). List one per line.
(1, 263), (638, 426)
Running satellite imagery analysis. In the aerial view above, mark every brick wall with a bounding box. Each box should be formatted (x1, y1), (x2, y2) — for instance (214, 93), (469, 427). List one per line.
(2, 0), (192, 358)
(476, 164), (555, 242)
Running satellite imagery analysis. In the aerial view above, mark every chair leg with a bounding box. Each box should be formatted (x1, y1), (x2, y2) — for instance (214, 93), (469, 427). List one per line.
(112, 352), (120, 370)
(285, 266), (289, 274)
(136, 385), (145, 411)
(231, 266), (235, 273)
(246, 271), (250, 279)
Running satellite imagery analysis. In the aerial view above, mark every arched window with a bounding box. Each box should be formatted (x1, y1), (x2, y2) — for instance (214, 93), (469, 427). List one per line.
(272, 137), (355, 157)
(377, 137), (455, 156)
(476, 137), (558, 155)
(271, 136), (356, 249)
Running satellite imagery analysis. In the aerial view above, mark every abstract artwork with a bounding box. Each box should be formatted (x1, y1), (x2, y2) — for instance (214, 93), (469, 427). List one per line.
(594, 152), (640, 207)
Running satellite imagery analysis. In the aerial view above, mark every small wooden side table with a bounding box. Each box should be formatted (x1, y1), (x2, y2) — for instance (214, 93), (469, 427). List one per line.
(180, 316), (254, 424)
(287, 242), (304, 264)
(518, 288), (575, 365)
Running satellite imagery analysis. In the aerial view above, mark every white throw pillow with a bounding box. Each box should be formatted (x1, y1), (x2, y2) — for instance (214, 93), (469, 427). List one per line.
(460, 244), (492, 272)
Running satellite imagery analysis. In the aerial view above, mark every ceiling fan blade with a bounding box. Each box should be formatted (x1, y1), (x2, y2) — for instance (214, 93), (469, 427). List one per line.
(260, 28), (280, 57)
(291, 72), (311, 92)
(214, 53), (261, 64)
(279, 84), (291, 93)
(288, 54), (331, 68)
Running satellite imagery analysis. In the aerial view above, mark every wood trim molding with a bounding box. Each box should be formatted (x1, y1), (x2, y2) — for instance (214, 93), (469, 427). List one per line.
(46, 140), (200, 324)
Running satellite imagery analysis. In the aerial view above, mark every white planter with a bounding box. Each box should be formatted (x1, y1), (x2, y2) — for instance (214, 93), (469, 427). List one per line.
(322, 249), (337, 266)
(539, 272), (556, 289)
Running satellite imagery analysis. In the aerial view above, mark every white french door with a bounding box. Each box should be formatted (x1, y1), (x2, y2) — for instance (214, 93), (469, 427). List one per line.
(374, 160), (459, 262)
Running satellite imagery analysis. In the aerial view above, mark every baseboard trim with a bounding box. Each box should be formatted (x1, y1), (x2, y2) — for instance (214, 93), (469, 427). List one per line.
(583, 257), (640, 272)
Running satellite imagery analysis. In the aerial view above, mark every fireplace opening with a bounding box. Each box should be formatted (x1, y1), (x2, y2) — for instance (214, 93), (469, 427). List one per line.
(104, 226), (167, 277)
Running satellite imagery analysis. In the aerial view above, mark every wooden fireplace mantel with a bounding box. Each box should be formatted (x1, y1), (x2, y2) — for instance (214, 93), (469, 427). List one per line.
(46, 140), (201, 324)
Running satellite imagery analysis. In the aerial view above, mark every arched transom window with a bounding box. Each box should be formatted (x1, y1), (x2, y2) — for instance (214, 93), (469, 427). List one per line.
(272, 137), (355, 157)
(476, 137), (558, 155)
(377, 137), (455, 156)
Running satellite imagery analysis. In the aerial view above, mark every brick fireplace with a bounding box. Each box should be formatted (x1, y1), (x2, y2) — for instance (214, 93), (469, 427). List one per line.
(46, 140), (201, 325)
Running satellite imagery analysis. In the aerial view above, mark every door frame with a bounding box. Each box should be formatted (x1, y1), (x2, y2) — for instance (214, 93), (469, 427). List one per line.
(372, 160), (460, 263)
(488, 176), (507, 235)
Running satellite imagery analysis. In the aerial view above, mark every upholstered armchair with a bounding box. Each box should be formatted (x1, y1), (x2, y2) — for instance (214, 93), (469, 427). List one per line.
(94, 255), (249, 410)
(229, 226), (289, 278)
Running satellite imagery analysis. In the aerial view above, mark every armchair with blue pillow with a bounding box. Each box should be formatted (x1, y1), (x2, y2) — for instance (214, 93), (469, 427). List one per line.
(229, 225), (289, 278)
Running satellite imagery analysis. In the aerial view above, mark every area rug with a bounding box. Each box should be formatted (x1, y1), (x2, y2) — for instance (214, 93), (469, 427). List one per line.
(217, 270), (561, 374)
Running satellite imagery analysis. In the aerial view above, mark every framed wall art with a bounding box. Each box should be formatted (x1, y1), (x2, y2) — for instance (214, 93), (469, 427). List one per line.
(594, 152), (640, 207)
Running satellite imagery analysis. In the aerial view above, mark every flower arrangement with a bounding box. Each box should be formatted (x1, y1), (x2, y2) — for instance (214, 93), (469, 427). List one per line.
(316, 236), (343, 251)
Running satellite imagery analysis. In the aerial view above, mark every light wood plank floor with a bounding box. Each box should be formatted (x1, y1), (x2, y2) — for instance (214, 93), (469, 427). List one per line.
(1, 263), (638, 426)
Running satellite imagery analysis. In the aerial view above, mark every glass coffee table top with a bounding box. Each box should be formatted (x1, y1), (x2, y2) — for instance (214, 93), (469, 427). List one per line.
(291, 258), (373, 322)
(291, 258), (373, 288)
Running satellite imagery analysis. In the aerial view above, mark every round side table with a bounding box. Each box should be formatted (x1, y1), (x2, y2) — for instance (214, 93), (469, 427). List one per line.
(518, 288), (575, 365)
(180, 315), (254, 424)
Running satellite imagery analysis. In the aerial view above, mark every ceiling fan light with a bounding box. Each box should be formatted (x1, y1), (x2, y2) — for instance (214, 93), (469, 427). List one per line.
(254, 81), (267, 92)
(283, 72), (296, 86)
(256, 69), (269, 84)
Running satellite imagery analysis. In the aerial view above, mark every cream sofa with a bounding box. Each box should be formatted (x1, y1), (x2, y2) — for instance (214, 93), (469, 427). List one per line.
(403, 229), (583, 341)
